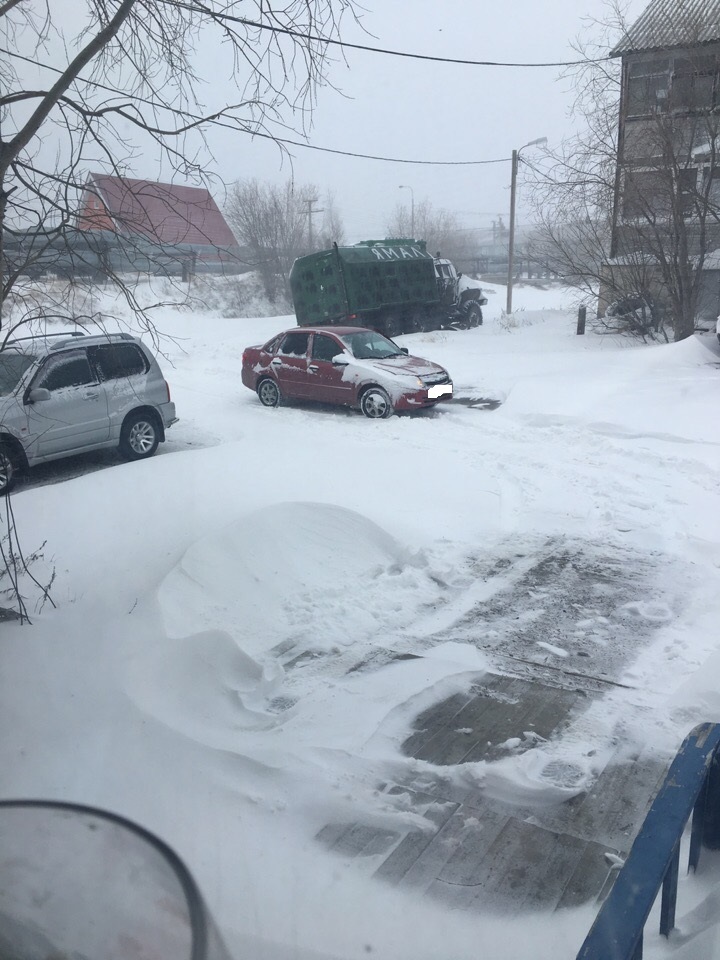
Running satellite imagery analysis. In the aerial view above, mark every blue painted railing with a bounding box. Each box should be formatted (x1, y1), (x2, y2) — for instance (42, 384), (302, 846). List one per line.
(577, 722), (720, 960)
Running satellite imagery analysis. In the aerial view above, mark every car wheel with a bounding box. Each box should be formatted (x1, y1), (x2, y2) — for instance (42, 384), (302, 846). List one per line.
(0, 444), (18, 496)
(257, 378), (281, 408)
(360, 386), (393, 419)
(465, 303), (483, 327)
(119, 412), (160, 461)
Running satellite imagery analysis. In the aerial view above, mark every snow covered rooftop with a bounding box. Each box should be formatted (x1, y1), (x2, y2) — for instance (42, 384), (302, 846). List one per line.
(611, 0), (720, 56)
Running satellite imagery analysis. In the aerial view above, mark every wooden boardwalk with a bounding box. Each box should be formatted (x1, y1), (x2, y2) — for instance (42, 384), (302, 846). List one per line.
(308, 539), (681, 915)
(317, 671), (669, 915)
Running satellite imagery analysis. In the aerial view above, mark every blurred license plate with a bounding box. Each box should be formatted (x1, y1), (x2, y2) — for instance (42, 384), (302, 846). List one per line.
(428, 384), (452, 399)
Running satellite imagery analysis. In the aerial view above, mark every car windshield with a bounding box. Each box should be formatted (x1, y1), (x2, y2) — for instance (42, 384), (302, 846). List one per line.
(340, 331), (403, 360)
(0, 352), (36, 395)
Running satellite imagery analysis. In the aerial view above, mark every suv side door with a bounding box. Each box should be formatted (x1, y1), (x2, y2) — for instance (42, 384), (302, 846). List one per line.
(26, 348), (110, 457)
(87, 342), (152, 437)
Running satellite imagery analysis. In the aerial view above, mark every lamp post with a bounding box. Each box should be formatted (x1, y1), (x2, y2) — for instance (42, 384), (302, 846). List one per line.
(506, 137), (547, 314)
(399, 184), (415, 239)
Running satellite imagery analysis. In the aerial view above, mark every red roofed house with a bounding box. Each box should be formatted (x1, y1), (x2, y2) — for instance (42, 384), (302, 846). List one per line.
(77, 173), (241, 276)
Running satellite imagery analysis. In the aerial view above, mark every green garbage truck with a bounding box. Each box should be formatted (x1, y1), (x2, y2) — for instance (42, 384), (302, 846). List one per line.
(289, 239), (488, 338)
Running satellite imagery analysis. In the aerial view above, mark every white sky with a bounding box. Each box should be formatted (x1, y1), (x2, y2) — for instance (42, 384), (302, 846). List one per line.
(21, 0), (649, 240)
(195, 0), (649, 240)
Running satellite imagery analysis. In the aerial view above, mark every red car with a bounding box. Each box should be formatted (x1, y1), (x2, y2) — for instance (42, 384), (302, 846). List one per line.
(241, 326), (453, 419)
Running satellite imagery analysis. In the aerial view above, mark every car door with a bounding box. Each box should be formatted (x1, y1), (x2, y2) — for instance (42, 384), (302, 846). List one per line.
(27, 348), (110, 456)
(272, 332), (311, 398)
(87, 342), (151, 437)
(307, 333), (354, 404)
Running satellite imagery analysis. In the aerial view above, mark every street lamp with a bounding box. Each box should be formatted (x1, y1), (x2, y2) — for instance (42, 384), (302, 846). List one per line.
(399, 184), (415, 238)
(506, 137), (547, 314)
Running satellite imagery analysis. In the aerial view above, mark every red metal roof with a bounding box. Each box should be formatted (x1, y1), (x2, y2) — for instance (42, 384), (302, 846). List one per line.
(79, 174), (237, 248)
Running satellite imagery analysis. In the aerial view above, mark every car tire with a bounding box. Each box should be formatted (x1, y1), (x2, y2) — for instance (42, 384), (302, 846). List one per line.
(360, 386), (393, 419)
(119, 412), (160, 461)
(0, 444), (19, 496)
(257, 378), (281, 408)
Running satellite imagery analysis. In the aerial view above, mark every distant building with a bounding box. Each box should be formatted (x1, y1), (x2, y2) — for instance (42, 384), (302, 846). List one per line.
(77, 173), (242, 276)
(606, 0), (720, 324)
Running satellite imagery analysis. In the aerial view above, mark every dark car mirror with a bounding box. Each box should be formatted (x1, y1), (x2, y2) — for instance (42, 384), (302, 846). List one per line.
(400, 347), (409, 355)
(0, 800), (235, 960)
(26, 387), (51, 403)
(332, 353), (350, 365)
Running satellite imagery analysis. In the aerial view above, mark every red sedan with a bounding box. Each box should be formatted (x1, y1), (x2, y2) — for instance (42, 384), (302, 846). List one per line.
(241, 326), (453, 419)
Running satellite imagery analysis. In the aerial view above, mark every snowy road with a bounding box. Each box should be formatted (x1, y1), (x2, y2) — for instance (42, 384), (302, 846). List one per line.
(2, 282), (720, 960)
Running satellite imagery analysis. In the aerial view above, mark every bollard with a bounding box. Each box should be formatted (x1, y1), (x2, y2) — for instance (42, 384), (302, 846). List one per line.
(577, 305), (587, 335)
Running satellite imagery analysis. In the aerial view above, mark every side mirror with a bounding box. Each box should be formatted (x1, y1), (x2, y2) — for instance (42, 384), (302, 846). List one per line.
(400, 347), (409, 355)
(332, 353), (350, 366)
(27, 387), (51, 403)
(457, 272), (463, 279)
(0, 800), (235, 960)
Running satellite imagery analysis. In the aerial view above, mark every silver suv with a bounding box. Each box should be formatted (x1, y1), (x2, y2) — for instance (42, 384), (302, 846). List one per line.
(0, 332), (178, 494)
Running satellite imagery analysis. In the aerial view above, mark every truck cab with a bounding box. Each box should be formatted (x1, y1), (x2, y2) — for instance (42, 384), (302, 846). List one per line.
(434, 258), (460, 308)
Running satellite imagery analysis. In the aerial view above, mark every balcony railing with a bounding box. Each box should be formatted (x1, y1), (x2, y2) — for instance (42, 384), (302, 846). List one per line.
(577, 722), (720, 960)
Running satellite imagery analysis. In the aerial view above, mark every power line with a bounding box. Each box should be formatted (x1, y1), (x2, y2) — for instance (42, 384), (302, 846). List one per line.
(1, 48), (512, 166)
(254, 130), (510, 164)
(177, 8), (611, 69)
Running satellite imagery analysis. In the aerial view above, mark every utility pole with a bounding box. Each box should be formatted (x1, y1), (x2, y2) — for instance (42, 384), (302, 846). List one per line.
(307, 197), (324, 250)
(506, 137), (547, 315)
(506, 150), (518, 315)
(399, 185), (415, 238)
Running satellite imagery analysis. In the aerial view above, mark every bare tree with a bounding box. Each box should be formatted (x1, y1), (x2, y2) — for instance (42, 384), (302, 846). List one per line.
(319, 190), (345, 248)
(1, 1), (356, 334)
(0, 0), (355, 617)
(386, 200), (463, 261)
(226, 178), (316, 302)
(527, 1), (720, 342)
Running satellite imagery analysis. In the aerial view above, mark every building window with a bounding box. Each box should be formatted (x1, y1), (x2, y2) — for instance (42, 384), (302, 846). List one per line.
(671, 55), (718, 111)
(627, 58), (671, 117)
(622, 168), (697, 219)
(708, 174), (720, 215)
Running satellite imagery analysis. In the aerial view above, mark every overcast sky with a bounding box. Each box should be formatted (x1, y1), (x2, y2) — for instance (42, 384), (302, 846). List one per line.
(21, 0), (650, 243)
(196, 0), (649, 241)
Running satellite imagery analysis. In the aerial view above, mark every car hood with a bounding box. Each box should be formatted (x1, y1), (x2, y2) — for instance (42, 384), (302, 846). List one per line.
(362, 355), (448, 378)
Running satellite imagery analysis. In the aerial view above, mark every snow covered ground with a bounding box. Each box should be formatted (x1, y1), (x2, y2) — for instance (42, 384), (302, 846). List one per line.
(1, 279), (720, 959)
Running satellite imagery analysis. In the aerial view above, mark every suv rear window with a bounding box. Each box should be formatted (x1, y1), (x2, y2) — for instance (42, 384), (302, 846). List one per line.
(89, 343), (148, 380)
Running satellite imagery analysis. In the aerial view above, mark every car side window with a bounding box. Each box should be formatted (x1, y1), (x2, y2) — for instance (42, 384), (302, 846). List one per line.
(279, 333), (309, 357)
(88, 343), (148, 380)
(35, 350), (95, 392)
(311, 335), (341, 362)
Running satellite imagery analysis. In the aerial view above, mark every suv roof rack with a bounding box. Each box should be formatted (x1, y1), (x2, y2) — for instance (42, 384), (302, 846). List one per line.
(7, 331), (85, 345)
(47, 331), (137, 351)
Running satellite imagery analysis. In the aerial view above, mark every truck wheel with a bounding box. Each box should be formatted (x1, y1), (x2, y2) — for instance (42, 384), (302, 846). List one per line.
(383, 317), (401, 339)
(360, 387), (393, 419)
(465, 303), (483, 327)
